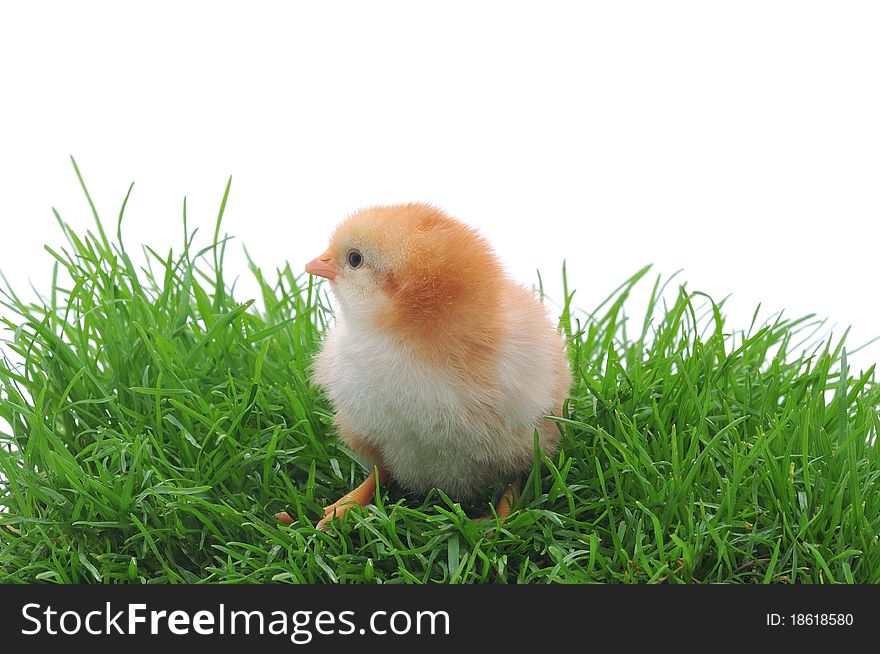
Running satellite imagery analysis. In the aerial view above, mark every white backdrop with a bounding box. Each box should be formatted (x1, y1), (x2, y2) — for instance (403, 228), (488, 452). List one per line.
(1, 1), (878, 369)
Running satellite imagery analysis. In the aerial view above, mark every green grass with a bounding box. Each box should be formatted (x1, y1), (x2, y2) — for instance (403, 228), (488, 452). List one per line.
(1, 164), (879, 584)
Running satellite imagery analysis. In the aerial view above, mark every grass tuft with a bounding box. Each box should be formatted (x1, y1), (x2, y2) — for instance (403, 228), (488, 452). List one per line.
(1, 167), (878, 583)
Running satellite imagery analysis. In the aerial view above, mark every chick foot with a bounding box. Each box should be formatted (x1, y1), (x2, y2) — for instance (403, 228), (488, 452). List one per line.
(275, 510), (295, 524)
(316, 467), (390, 530)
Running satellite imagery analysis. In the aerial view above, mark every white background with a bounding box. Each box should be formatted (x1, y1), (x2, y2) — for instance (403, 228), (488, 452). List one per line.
(1, 1), (878, 370)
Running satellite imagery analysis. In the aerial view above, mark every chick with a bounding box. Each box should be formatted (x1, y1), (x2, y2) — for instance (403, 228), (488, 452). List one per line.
(288, 203), (571, 528)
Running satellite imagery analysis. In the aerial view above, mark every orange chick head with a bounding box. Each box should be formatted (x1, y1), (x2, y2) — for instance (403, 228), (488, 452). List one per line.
(306, 203), (502, 333)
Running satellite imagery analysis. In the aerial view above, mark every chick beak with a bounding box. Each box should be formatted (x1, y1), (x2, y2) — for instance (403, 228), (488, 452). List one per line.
(305, 250), (338, 281)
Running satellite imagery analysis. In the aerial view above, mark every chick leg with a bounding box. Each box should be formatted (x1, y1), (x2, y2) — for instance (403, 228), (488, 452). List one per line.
(484, 478), (521, 522)
(316, 467), (390, 530)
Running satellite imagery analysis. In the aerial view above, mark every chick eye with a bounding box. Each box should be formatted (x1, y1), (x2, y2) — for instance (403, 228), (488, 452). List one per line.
(347, 249), (363, 268)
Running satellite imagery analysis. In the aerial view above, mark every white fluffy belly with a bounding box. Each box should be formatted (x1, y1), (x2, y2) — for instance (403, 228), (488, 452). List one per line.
(314, 321), (522, 497)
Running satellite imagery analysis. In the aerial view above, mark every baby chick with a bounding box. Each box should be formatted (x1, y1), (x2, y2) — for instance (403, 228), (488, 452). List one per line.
(289, 203), (571, 528)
